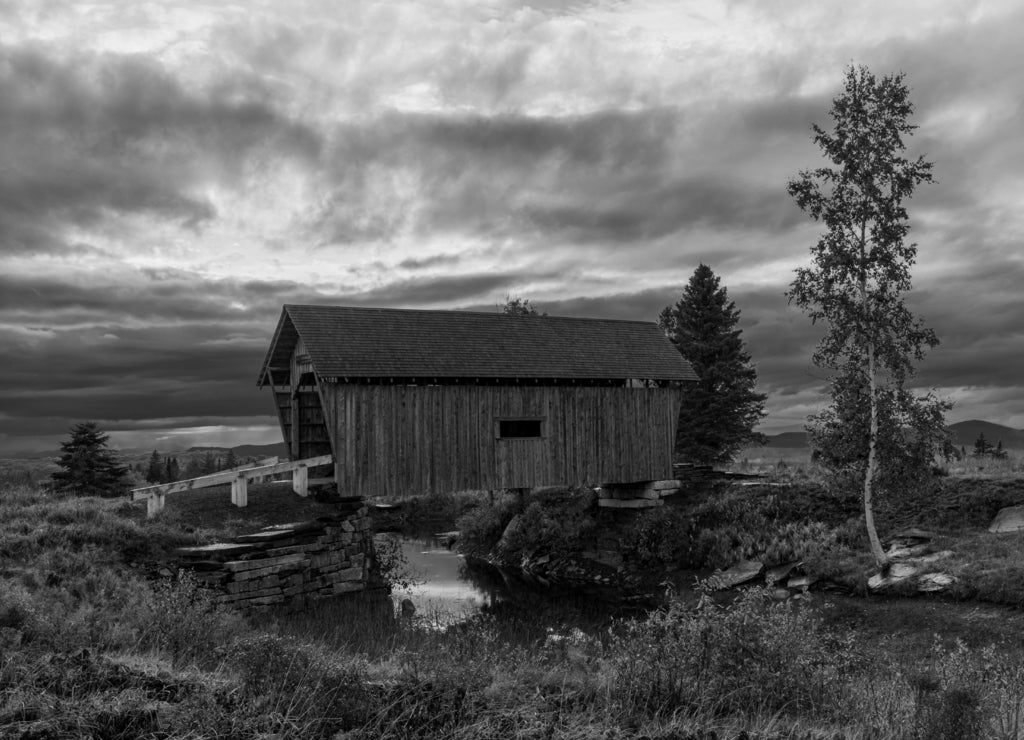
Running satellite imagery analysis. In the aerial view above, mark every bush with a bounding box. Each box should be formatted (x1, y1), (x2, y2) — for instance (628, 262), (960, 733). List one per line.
(140, 571), (241, 668)
(608, 585), (856, 718)
(456, 492), (520, 557)
(493, 495), (598, 564)
(620, 506), (694, 566)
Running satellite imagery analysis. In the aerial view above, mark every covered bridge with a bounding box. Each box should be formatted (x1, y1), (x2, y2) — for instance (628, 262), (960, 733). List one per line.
(257, 305), (696, 497)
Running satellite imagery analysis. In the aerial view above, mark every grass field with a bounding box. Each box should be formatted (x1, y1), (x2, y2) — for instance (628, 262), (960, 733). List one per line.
(6, 470), (1024, 737)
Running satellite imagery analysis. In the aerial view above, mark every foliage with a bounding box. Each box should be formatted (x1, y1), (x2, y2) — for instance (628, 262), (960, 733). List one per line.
(372, 533), (421, 590)
(620, 506), (694, 566)
(10, 478), (1024, 737)
(787, 65), (949, 565)
(455, 492), (521, 557)
(973, 433), (1009, 460)
(609, 586), (856, 717)
(659, 263), (767, 463)
(51, 422), (130, 498)
(492, 495), (598, 564)
(501, 293), (546, 316)
(145, 450), (164, 484)
(141, 571), (238, 668)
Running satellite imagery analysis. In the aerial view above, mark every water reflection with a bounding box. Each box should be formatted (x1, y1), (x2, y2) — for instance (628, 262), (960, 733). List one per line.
(376, 533), (638, 633)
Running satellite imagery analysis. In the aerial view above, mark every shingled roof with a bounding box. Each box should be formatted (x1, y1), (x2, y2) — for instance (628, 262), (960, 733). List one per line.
(257, 304), (697, 385)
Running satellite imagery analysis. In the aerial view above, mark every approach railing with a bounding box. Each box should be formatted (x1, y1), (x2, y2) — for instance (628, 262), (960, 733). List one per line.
(131, 454), (333, 518)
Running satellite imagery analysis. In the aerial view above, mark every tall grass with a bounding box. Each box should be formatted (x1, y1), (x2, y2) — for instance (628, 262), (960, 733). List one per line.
(7, 480), (1024, 737)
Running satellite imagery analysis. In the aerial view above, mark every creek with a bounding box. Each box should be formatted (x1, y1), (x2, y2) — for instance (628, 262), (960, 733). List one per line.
(374, 532), (638, 633)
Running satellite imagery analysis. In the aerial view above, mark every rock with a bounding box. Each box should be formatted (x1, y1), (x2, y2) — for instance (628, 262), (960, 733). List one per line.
(887, 543), (931, 559)
(787, 575), (816, 592)
(580, 549), (624, 569)
(911, 550), (954, 565)
(434, 531), (460, 548)
(770, 587), (791, 601)
(893, 527), (934, 540)
(918, 572), (956, 592)
(715, 560), (764, 589)
(989, 506), (1024, 533)
(495, 514), (526, 556)
(868, 562), (919, 591)
(764, 561), (801, 585)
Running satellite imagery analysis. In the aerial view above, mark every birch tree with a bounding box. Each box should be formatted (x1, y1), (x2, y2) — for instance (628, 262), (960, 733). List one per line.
(788, 66), (949, 567)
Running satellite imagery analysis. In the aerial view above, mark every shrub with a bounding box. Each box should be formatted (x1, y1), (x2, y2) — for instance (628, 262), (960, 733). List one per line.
(493, 496), (598, 564)
(620, 506), (694, 566)
(607, 585), (856, 717)
(456, 492), (520, 557)
(139, 571), (241, 668)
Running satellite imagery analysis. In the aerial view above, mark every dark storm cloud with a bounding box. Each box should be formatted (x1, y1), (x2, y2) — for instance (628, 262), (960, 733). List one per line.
(520, 177), (800, 243)
(310, 108), (775, 245)
(0, 44), (321, 256)
(0, 266), (567, 453)
(341, 271), (551, 306)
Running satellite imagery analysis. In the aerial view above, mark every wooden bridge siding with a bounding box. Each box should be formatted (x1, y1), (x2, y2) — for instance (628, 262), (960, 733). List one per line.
(318, 384), (683, 498)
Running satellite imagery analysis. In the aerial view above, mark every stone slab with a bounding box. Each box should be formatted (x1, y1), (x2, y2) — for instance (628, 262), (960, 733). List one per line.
(989, 505), (1024, 533)
(260, 520), (325, 535)
(231, 557), (310, 581)
(223, 553), (310, 573)
(171, 542), (264, 558)
(597, 498), (663, 509)
(715, 560), (764, 588)
(764, 561), (801, 585)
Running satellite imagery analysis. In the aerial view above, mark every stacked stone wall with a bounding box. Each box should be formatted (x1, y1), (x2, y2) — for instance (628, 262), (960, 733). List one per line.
(173, 498), (372, 611)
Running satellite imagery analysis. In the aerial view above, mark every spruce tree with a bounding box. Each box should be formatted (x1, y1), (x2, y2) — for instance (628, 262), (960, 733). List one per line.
(224, 449), (238, 470)
(146, 450), (164, 483)
(51, 422), (130, 497)
(165, 455), (180, 482)
(658, 263), (767, 463)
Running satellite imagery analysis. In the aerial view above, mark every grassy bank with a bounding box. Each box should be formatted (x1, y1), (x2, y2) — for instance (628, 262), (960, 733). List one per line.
(456, 473), (1024, 607)
(5, 481), (1024, 737)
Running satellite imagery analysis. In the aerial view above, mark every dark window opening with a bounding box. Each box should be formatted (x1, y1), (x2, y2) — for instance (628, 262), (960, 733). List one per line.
(499, 419), (543, 438)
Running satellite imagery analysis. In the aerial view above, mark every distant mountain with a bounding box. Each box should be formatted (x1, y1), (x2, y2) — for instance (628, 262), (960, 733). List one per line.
(763, 431), (809, 448)
(947, 420), (1024, 450)
(185, 442), (288, 458)
(5, 440), (288, 462)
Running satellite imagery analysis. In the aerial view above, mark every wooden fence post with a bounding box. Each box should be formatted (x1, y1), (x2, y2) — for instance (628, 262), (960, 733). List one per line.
(292, 465), (308, 497)
(146, 493), (165, 518)
(232, 475), (248, 508)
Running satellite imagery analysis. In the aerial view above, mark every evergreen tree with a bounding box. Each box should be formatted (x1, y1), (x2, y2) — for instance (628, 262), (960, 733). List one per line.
(658, 263), (767, 463)
(145, 450), (164, 484)
(165, 455), (180, 482)
(184, 456), (202, 479)
(199, 451), (218, 475)
(51, 422), (129, 497)
(995, 440), (1008, 459)
(224, 449), (238, 470)
(973, 433), (992, 457)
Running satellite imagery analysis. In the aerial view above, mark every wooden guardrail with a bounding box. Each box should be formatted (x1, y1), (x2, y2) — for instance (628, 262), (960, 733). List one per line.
(131, 454), (333, 518)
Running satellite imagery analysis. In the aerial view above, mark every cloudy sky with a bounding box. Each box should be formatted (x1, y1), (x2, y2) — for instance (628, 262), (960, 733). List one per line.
(2, 0), (1022, 456)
